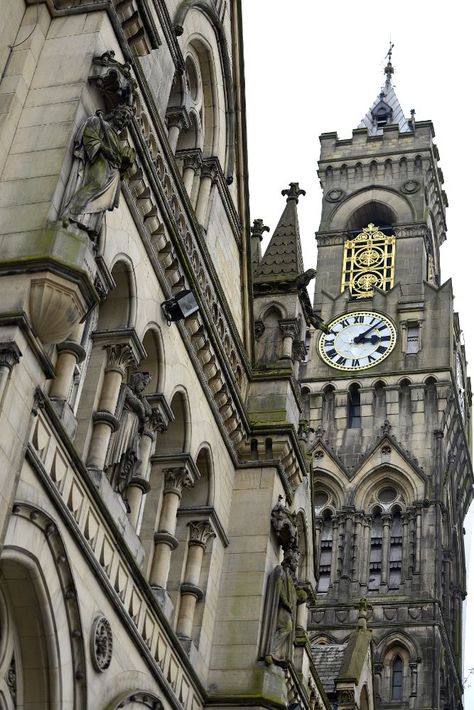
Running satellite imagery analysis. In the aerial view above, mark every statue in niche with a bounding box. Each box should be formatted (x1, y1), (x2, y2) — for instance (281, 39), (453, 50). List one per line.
(260, 498), (307, 666)
(60, 105), (135, 236)
(106, 371), (152, 497)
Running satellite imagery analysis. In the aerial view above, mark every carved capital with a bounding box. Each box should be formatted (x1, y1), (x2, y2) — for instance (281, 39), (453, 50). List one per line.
(175, 148), (203, 173)
(279, 319), (299, 340)
(0, 342), (22, 370)
(166, 106), (191, 131)
(163, 466), (194, 495)
(201, 157), (220, 183)
(188, 519), (216, 548)
(144, 408), (167, 437)
(254, 320), (265, 339)
(104, 343), (135, 375)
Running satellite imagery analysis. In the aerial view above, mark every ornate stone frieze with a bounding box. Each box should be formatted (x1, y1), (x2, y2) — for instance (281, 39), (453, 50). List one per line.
(90, 614), (113, 672)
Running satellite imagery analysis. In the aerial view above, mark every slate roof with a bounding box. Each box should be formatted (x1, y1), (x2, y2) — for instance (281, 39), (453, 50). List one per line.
(358, 59), (413, 136)
(253, 184), (305, 284)
(312, 643), (347, 695)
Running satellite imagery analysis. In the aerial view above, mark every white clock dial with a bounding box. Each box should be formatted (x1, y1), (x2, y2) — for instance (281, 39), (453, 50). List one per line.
(319, 311), (397, 371)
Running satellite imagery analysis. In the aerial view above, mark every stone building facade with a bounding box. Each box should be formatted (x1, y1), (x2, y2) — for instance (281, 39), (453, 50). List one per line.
(0, 3), (470, 710)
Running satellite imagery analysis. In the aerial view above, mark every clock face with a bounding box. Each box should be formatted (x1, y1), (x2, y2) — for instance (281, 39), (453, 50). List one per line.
(319, 311), (397, 371)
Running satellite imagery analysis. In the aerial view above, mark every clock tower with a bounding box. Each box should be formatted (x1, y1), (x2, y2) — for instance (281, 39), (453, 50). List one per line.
(303, 55), (473, 709)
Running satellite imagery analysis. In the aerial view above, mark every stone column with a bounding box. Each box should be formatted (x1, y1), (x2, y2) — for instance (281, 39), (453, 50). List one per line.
(166, 107), (190, 154)
(414, 505), (422, 575)
(50, 325), (86, 400)
(181, 149), (202, 197)
(86, 343), (135, 473)
(381, 513), (392, 587)
(149, 467), (194, 590)
(410, 661), (418, 697)
(279, 319), (300, 361)
(127, 410), (167, 530)
(195, 159), (218, 225)
(0, 342), (21, 403)
(176, 520), (215, 641)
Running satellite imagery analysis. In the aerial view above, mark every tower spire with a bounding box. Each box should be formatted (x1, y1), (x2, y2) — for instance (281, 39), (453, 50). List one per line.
(383, 41), (395, 91)
(358, 41), (413, 135)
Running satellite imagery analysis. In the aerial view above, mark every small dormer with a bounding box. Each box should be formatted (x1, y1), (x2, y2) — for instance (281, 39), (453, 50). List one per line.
(371, 96), (393, 129)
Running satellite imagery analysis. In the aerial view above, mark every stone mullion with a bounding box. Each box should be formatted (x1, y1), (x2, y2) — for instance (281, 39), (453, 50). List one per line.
(401, 512), (410, 584)
(381, 513), (392, 588)
(149, 467), (194, 590)
(335, 513), (346, 581)
(86, 343), (136, 473)
(352, 513), (364, 584)
(176, 520), (215, 640)
(342, 512), (354, 580)
(314, 517), (322, 571)
(414, 505), (422, 576)
(359, 515), (371, 588)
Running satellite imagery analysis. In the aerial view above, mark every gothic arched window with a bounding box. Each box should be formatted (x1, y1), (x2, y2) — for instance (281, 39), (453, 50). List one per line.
(368, 508), (382, 589)
(348, 384), (361, 428)
(317, 509), (333, 593)
(391, 655), (403, 700)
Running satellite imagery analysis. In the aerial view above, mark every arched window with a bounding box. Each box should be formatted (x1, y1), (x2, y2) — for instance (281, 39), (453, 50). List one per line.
(389, 509), (403, 589)
(317, 510), (333, 593)
(348, 384), (361, 428)
(368, 508), (382, 590)
(391, 655), (403, 700)
(373, 380), (386, 424)
(321, 385), (335, 431)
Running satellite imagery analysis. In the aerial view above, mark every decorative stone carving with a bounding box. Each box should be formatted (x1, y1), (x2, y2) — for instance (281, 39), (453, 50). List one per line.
(106, 372), (152, 495)
(89, 51), (136, 111)
(250, 218), (270, 242)
(260, 498), (306, 666)
(381, 419), (392, 435)
(60, 106), (135, 236)
(90, 615), (113, 672)
(6, 655), (16, 701)
(0, 342), (21, 370)
(163, 467), (194, 495)
(325, 187), (345, 202)
(254, 320), (265, 339)
(278, 319), (300, 341)
(188, 520), (216, 547)
(292, 339), (307, 362)
(104, 343), (136, 375)
(401, 179), (420, 194)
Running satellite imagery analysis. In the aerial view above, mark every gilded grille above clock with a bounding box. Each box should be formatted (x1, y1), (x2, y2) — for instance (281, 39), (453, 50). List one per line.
(341, 223), (395, 298)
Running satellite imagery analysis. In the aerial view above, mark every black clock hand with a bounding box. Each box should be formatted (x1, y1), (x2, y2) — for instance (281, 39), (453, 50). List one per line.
(356, 334), (380, 345)
(354, 320), (382, 344)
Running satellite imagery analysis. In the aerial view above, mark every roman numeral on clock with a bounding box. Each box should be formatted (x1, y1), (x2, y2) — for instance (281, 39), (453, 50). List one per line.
(353, 315), (364, 323)
(326, 348), (337, 359)
(336, 356), (347, 366)
(351, 358), (360, 367)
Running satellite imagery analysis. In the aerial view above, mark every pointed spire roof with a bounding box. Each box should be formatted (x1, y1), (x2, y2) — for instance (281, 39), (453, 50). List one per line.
(253, 183), (305, 286)
(359, 43), (414, 136)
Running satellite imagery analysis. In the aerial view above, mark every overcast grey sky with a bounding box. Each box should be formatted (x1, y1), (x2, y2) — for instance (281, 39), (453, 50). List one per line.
(242, 0), (474, 698)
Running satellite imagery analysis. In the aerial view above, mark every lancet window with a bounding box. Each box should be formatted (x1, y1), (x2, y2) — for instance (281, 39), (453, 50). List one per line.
(341, 223), (395, 298)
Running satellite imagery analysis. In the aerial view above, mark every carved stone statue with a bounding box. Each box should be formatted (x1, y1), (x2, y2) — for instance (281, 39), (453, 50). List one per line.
(260, 498), (307, 666)
(106, 371), (152, 495)
(262, 546), (301, 666)
(60, 105), (135, 235)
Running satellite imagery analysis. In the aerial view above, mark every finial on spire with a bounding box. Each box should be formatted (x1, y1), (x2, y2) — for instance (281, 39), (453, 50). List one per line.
(251, 218), (270, 242)
(281, 182), (306, 203)
(384, 41), (395, 90)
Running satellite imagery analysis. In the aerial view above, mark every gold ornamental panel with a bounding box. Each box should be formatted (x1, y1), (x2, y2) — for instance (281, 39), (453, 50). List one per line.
(341, 223), (395, 298)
